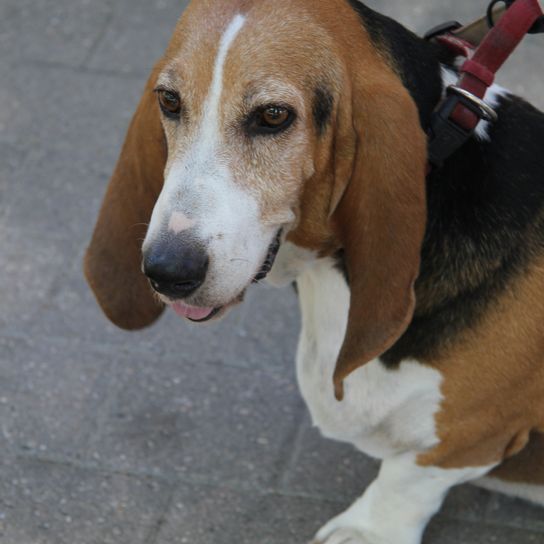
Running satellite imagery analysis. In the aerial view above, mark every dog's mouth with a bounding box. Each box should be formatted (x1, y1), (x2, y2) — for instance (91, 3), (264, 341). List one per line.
(171, 303), (223, 323)
(253, 229), (282, 283)
(171, 230), (282, 324)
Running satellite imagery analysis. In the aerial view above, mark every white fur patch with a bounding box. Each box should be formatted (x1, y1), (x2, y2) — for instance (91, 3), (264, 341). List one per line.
(296, 257), (443, 459)
(440, 65), (509, 142)
(314, 453), (495, 544)
(475, 84), (508, 141)
(267, 240), (316, 287)
(196, 14), (246, 161)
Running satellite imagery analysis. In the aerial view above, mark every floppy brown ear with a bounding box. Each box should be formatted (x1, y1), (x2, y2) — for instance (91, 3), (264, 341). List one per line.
(332, 72), (427, 400)
(84, 65), (166, 330)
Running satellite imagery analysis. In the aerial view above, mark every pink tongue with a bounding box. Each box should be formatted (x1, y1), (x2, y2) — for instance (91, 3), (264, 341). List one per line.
(172, 302), (215, 321)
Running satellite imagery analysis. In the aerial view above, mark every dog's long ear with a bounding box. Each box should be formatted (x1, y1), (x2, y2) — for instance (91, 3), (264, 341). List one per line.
(84, 64), (166, 330)
(332, 70), (427, 400)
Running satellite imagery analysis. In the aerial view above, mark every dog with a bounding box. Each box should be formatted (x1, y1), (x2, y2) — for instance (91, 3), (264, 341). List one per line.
(84, 1), (544, 542)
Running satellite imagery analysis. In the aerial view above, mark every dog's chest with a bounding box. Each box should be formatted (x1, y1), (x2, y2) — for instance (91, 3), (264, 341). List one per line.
(295, 258), (444, 459)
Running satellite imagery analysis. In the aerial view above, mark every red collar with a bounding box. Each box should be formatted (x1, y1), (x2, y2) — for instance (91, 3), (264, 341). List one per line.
(427, 0), (544, 171)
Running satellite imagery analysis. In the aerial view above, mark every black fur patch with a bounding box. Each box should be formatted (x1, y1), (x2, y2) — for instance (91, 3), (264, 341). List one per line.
(346, 0), (450, 128)
(312, 86), (334, 135)
(334, 249), (348, 282)
(382, 94), (544, 367)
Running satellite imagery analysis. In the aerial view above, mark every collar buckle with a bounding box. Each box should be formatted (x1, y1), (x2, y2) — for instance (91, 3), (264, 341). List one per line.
(428, 86), (498, 169)
(446, 86), (498, 122)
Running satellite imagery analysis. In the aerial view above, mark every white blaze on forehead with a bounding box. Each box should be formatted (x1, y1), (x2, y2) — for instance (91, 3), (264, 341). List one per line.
(198, 14), (246, 152)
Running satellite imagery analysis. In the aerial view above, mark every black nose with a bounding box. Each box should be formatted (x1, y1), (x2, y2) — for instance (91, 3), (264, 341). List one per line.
(143, 239), (209, 299)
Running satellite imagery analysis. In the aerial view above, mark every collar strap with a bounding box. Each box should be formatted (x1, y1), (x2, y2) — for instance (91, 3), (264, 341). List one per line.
(426, 0), (544, 170)
(424, 3), (507, 46)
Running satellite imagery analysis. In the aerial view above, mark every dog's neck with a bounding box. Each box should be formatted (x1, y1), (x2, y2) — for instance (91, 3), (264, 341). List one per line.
(348, 2), (544, 366)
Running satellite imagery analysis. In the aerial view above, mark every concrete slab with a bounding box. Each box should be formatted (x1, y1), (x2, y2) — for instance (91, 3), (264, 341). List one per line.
(0, 64), (145, 238)
(0, 227), (81, 331)
(0, 335), (112, 459)
(90, 348), (304, 489)
(153, 482), (340, 544)
(86, 0), (189, 75)
(486, 492), (544, 533)
(424, 518), (544, 543)
(0, 457), (173, 544)
(279, 414), (380, 503)
(0, 0), (113, 67)
(0, 141), (27, 218)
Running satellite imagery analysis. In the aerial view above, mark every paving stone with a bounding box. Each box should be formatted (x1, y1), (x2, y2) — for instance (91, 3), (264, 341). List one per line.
(0, 226), (81, 331)
(486, 492), (544, 533)
(424, 518), (544, 544)
(0, 62), (140, 152)
(215, 285), (300, 373)
(280, 414), (379, 503)
(86, 0), (189, 75)
(0, 0), (113, 67)
(0, 141), (27, 218)
(440, 484), (492, 523)
(90, 349), (304, 489)
(0, 457), (172, 544)
(0, 336), (113, 459)
(0, 65), (145, 239)
(154, 483), (339, 544)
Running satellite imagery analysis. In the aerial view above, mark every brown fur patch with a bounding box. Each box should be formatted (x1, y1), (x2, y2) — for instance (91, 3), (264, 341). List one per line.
(84, 63), (167, 329)
(417, 255), (544, 471)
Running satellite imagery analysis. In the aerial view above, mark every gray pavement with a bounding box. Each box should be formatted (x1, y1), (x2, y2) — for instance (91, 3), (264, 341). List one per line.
(0, 1), (543, 543)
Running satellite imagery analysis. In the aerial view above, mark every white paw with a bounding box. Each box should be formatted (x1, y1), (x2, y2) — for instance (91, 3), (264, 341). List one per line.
(310, 527), (380, 544)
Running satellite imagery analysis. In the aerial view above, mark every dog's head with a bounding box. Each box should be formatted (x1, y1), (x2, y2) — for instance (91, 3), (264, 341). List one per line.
(85, 0), (427, 398)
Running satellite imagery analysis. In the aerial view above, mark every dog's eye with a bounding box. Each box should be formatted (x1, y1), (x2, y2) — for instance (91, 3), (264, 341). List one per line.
(262, 106), (289, 127)
(248, 105), (295, 135)
(156, 89), (182, 118)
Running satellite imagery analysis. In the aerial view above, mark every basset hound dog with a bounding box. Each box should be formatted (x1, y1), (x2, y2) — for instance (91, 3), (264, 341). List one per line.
(84, 0), (544, 542)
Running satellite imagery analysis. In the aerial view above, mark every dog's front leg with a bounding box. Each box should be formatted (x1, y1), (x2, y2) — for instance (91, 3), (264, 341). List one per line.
(312, 452), (493, 544)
